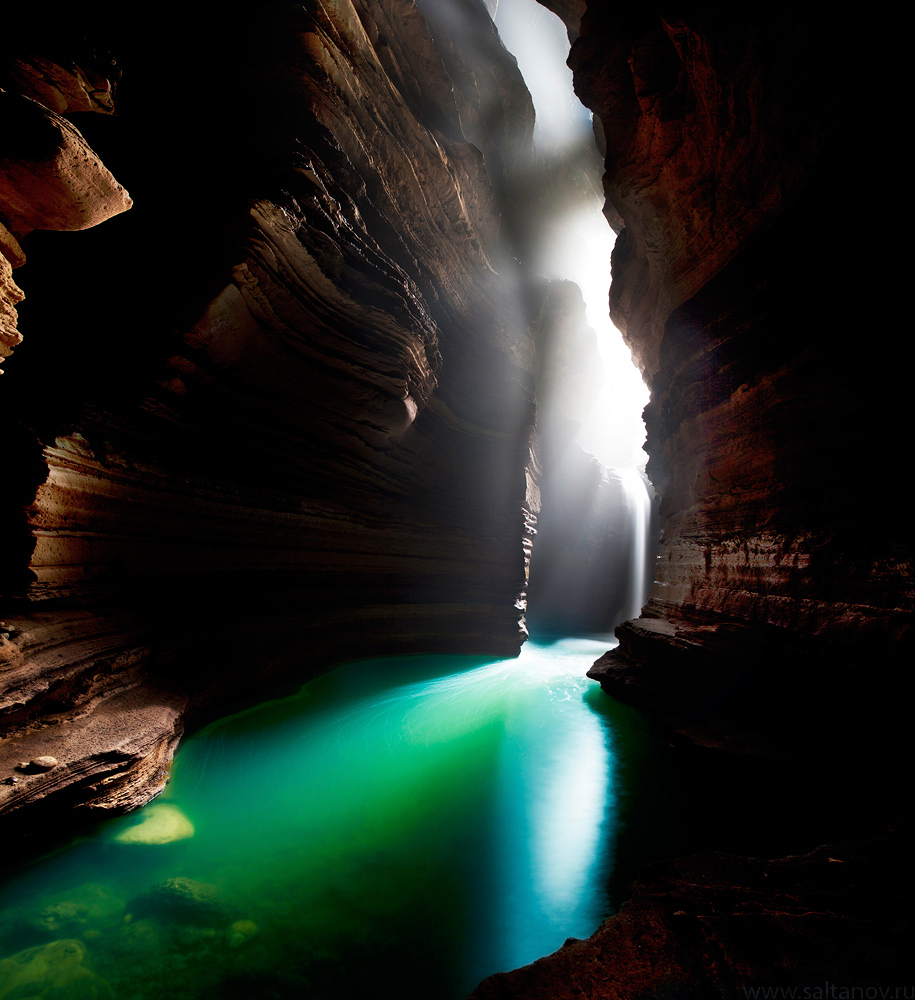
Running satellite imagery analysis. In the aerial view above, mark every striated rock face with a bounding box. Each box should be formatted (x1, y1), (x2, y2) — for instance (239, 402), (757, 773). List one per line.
(0, 236), (24, 373)
(0, 42), (130, 374)
(474, 5), (912, 997)
(0, 3), (555, 827)
(570, 7), (911, 758)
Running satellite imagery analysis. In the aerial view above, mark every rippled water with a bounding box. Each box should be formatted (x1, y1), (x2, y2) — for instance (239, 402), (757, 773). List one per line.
(0, 637), (654, 1000)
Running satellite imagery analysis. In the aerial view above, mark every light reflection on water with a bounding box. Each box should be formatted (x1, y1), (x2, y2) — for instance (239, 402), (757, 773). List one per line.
(0, 638), (635, 999)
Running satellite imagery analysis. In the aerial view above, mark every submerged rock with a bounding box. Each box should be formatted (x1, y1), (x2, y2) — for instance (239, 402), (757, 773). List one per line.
(30, 883), (125, 936)
(226, 919), (258, 948)
(114, 803), (194, 845)
(131, 877), (220, 925)
(107, 916), (163, 960)
(0, 938), (113, 999)
(176, 924), (218, 949)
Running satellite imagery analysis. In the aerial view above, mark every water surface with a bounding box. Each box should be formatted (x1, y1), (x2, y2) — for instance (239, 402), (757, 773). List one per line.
(0, 637), (653, 999)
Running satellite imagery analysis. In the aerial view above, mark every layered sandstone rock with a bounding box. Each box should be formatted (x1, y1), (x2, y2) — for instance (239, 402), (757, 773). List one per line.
(0, 3), (561, 826)
(0, 46), (130, 373)
(568, 7), (911, 757)
(0, 230), (24, 373)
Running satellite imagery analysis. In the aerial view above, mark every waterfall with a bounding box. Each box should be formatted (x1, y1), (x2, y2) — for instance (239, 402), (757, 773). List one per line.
(617, 467), (651, 621)
(489, 0), (657, 636)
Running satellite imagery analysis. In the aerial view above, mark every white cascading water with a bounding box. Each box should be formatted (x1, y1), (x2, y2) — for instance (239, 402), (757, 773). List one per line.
(616, 467), (651, 621)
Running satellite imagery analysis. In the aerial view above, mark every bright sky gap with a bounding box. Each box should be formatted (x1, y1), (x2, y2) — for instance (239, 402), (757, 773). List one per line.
(492, 0), (649, 469)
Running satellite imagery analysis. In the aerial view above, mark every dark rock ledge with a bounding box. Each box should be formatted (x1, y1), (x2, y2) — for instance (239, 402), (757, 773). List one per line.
(471, 834), (914, 998)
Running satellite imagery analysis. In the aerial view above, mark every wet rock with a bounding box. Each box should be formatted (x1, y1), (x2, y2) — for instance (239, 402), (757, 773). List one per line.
(0, 938), (113, 1000)
(131, 877), (220, 925)
(30, 883), (125, 936)
(226, 919), (258, 948)
(113, 803), (194, 845)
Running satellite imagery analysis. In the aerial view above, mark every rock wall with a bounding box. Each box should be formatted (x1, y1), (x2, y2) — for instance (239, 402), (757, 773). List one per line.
(0, 3), (568, 828)
(473, 5), (912, 996)
(4, 0), (910, 990)
(571, 7), (912, 758)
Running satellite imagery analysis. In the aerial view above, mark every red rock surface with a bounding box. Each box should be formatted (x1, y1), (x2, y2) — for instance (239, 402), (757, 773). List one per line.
(0, 4), (555, 825)
(570, 6), (911, 757)
(0, 48), (130, 373)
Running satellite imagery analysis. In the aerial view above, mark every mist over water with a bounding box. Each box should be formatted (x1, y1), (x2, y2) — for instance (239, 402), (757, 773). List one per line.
(0, 640), (659, 999)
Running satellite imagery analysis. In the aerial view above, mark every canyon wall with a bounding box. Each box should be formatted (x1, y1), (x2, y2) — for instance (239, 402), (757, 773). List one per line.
(0, 3), (607, 829)
(3, 0), (911, 991)
(474, 5), (912, 996)
(572, 8), (912, 759)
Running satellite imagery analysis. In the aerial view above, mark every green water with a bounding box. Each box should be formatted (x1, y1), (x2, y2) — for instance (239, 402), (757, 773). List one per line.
(0, 637), (655, 1000)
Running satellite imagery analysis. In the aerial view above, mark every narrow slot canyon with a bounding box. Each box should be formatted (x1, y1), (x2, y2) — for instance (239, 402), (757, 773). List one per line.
(0, 4), (911, 999)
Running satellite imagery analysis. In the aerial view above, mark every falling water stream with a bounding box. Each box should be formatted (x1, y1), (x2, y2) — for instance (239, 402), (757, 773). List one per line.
(617, 468), (651, 620)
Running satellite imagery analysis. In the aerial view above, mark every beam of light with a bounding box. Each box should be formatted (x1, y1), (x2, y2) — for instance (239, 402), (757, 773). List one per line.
(494, 0), (649, 471)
